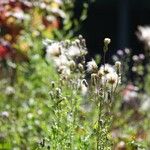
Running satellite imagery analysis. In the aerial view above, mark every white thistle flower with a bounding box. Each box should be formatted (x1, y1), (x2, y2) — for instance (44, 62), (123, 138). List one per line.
(99, 64), (121, 88)
(67, 46), (81, 58)
(86, 59), (98, 73)
(46, 42), (62, 59)
(137, 26), (150, 48)
(100, 72), (120, 90)
(54, 55), (69, 67)
(58, 65), (71, 77)
(137, 26), (150, 41)
(99, 64), (115, 75)
(106, 72), (119, 85)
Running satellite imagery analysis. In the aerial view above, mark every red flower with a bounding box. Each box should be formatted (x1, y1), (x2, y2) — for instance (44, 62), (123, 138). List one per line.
(0, 45), (9, 59)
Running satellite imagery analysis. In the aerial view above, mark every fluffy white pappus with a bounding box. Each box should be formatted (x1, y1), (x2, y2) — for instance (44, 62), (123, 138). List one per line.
(45, 42), (62, 59)
(106, 72), (120, 85)
(137, 26), (150, 48)
(67, 45), (81, 58)
(54, 55), (69, 67)
(99, 64), (115, 75)
(86, 59), (98, 73)
(58, 65), (71, 77)
(137, 26), (150, 41)
(100, 72), (120, 90)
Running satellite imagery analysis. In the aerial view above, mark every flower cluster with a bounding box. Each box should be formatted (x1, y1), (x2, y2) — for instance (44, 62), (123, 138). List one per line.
(88, 61), (121, 96)
(45, 36), (121, 97)
(44, 35), (87, 78)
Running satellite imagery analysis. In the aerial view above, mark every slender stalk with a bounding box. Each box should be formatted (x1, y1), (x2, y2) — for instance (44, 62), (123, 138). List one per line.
(97, 95), (102, 150)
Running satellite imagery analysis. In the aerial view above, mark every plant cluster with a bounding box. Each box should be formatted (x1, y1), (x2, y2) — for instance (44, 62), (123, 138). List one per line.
(0, 1), (150, 150)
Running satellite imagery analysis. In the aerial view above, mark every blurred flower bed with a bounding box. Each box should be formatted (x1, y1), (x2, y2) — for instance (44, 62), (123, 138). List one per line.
(0, 0), (150, 149)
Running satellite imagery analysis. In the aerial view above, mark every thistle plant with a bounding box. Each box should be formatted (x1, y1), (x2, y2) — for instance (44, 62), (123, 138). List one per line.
(44, 36), (121, 149)
(87, 38), (121, 149)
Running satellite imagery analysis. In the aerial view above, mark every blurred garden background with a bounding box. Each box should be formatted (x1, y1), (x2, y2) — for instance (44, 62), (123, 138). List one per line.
(0, 0), (150, 149)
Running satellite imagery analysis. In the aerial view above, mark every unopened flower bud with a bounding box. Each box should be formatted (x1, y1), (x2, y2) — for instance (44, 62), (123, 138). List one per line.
(51, 81), (55, 88)
(81, 39), (86, 47)
(55, 88), (61, 98)
(78, 63), (84, 72)
(104, 38), (111, 45)
(115, 61), (121, 75)
(91, 73), (98, 86)
(65, 40), (70, 47)
(98, 69), (103, 78)
(79, 35), (83, 40)
(75, 39), (80, 46)
(103, 38), (111, 52)
(81, 79), (88, 87)
(69, 60), (76, 70)
(115, 61), (121, 69)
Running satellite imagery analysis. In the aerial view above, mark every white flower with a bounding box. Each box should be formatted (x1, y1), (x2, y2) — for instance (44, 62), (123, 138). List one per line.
(100, 72), (120, 90)
(58, 65), (71, 76)
(106, 72), (119, 85)
(137, 26), (150, 41)
(99, 64), (121, 89)
(86, 59), (98, 73)
(99, 64), (115, 75)
(137, 26), (150, 48)
(46, 42), (62, 59)
(67, 46), (81, 58)
(54, 55), (69, 67)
